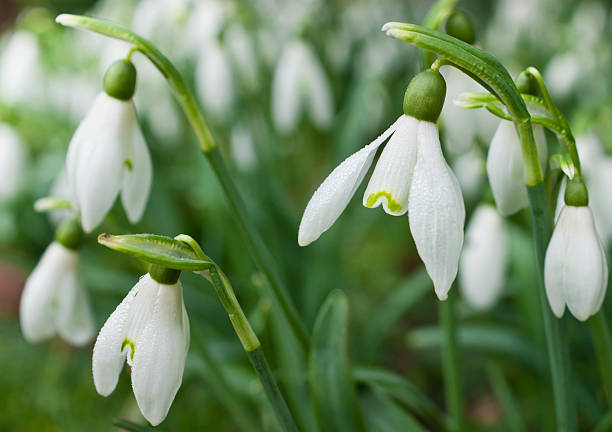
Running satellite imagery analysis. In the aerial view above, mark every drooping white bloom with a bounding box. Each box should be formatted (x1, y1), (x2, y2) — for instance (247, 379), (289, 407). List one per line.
(225, 24), (259, 91)
(19, 242), (94, 345)
(441, 66), (497, 156)
(93, 273), (190, 426)
(299, 115), (465, 299)
(486, 121), (547, 216)
(544, 206), (608, 321)
(196, 41), (235, 119)
(66, 92), (152, 232)
(459, 205), (507, 309)
(0, 30), (44, 105)
(0, 124), (27, 201)
(230, 125), (258, 172)
(272, 40), (334, 134)
(452, 149), (484, 202)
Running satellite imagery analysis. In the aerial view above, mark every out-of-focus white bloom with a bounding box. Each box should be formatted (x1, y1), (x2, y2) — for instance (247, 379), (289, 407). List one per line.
(0, 124), (27, 201)
(545, 205), (608, 321)
(230, 125), (257, 172)
(93, 273), (189, 426)
(196, 41), (235, 119)
(459, 205), (507, 309)
(272, 40), (334, 134)
(0, 30), (44, 105)
(441, 66), (497, 156)
(299, 115), (465, 299)
(66, 92), (152, 232)
(47, 74), (98, 122)
(576, 133), (612, 243)
(183, 0), (226, 57)
(452, 149), (483, 202)
(225, 25), (259, 91)
(486, 121), (547, 216)
(19, 242), (94, 345)
(544, 52), (583, 99)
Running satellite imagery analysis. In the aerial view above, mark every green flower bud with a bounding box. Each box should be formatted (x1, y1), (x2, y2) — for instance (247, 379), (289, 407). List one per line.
(55, 217), (83, 250)
(403, 69), (446, 123)
(564, 177), (589, 207)
(515, 71), (538, 95)
(445, 11), (476, 45)
(103, 59), (137, 101)
(149, 264), (181, 285)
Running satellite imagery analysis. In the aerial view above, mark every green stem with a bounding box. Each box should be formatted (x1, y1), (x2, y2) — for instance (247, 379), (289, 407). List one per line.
(248, 348), (300, 432)
(112, 419), (153, 432)
(590, 311), (612, 407)
(527, 184), (576, 432)
(439, 289), (464, 432)
(55, 14), (309, 351)
(206, 266), (299, 432)
(421, 0), (458, 68)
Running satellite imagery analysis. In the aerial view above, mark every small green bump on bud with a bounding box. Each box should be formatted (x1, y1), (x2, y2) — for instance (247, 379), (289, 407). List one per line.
(149, 264), (181, 285)
(403, 69), (446, 123)
(55, 218), (83, 250)
(103, 59), (137, 101)
(515, 71), (538, 95)
(444, 11), (475, 45)
(564, 177), (589, 207)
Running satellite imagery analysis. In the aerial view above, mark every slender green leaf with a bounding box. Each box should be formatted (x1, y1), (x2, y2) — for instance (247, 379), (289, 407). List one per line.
(360, 392), (428, 432)
(487, 363), (526, 432)
(310, 290), (365, 432)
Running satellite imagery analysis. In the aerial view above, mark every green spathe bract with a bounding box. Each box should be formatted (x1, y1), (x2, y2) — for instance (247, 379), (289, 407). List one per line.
(103, 59), (137, 101)
(97, 233), (212, 270)
(403, 69), (446, 123)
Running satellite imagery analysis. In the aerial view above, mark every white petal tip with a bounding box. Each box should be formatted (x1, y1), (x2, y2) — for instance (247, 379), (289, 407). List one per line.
(55, 14), (78, 26)
(436, 291), (449, 301)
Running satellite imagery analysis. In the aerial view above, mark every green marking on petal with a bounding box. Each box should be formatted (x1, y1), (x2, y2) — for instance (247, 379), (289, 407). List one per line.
(124, 158), (133, 171)
(365, 191), (402, 212)
(121, 338), (136, 361)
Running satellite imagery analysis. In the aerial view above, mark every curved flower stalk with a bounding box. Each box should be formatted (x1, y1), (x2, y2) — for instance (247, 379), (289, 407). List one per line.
(299, 69), (465, 300)
(66, 59), (152, 233)
(19, 219), (94, 346)
(93, 269), (189, 426)
(459, 204), (507, 310)
(487, 120), (547, 216)
(545, 179), (608, 322)
(272, 39), (334, 134)
(0, 123), (27, 202)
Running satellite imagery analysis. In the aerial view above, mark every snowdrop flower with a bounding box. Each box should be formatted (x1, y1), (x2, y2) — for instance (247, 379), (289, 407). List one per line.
(196, 41), (235, 119)
(0, 124), (27, 201)
(452, 148), (484, 202)
(299, 70), (465, 299)
(19, 219), (94, 345)
(545, 179), (608, 321)
(93, 268), (189, 426)
(459, 205), (507, 309)
(0, 30), (44, 105)
(272, 39), (334, 134)
(66, 59), (152, 233)
(486, 121), (547, 216)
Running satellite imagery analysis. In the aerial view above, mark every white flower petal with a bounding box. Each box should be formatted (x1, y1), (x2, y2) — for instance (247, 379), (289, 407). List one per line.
(409, 121), (465, 300)
(92, 283), (139, 396)
(72, 93), (130, 232)
(55, 265), (95, 346)
(302, 43), (334, 130)
(132, 281), (189, 426)
(459, 205), (507, 309)
(124, 274), (160, 366)
(121, 106), (152, 224)
(298, 116), (404, 246)
(19, 242), (75, 343)
(544, 206), (607, 321)
(486, 121), (546, 216)
(0, 124), (26, 201)
(363, 116), (417, 216)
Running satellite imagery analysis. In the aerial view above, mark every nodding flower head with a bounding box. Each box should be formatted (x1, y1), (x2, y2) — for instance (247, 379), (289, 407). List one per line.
(92, 267), (189, 426)
(66, 59), (152, 233)
(298, 69), (465, 299)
